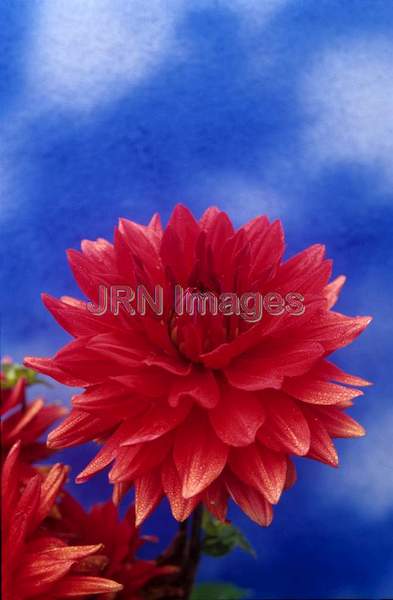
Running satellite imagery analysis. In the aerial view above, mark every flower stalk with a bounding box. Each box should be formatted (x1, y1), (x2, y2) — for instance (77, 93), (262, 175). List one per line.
(145, 506), (204, 599)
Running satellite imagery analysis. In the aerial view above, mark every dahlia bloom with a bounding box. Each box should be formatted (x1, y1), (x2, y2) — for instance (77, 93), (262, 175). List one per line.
(50, 495), (177, 599)
(25, 205), (371, 526)
(1, 360), (66, 465)
(1, 442), (123, 599)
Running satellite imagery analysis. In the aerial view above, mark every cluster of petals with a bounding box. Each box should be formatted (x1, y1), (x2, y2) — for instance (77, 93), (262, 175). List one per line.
(25, 205), (372, 527)
(1, 362), (66, 467)
(50, 494), (177, 599)
(1, 442), (123, 600)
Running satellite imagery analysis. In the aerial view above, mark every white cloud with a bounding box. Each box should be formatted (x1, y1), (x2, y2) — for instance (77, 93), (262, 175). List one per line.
(188, 172), (289, 226)
(301, 38), (393, 186)
(0, 134), (24, 225)
(0, 109), (37, 224)
(25, 0), (292, 114)
(216, 0), (290, 26)
(27, 0), (185, 112)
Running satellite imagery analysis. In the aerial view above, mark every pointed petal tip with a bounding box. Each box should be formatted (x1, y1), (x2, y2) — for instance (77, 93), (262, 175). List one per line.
(312, 449), (339, 468)
(23, 356), (36, 369)
(181, 480), (204, 500)
(351, 423), (366, 437)
(66, 247), (79, 262)
(9, 439), (22, 455)
(24, 356), (53, 373)
(134, 513), (144, 528)
(330, 446), (339, 467)
(46, 431), (59, 449)
(75, 474), (87, 484)
(353, 376), (373, 387)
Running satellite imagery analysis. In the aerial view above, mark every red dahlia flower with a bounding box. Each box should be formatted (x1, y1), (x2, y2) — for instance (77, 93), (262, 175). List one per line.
(1, 442), (123, 599)
(1, 360), (66, 465)
(25, 205), (371, 526)
(50, 496), (177, 599)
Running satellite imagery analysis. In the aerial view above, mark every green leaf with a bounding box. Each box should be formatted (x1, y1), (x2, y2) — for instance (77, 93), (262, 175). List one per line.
(190, 582), (249, 600)
(201, 510), (256, 558)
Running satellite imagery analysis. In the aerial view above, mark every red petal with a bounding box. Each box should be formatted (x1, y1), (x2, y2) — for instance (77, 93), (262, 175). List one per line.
(76, 428), (124, 483)
(119, 400), (191, 446)
(173, 411), (228, 498)
(42, 293), (112, 338)
(209, 386), (266, 446)
(229, 445), (287, 504)
(80, 237), (115, 268)
(283, 377), (363, 406)
(48, 410), (115, 449)
(224, 354), (283, 391)
(3, 398), (44, 439)
(203, 478), (228, 522)
(277, 244), (326, 280)
(17, 474), (42, 538)
(112, 481), (132, 506)
(36, 542), (104, 561)
(199, 208), (235, 284)
(1, 376), (26, 415)
(143, 351), (191, 376)
(161, 459), (201, 521)
(135, 470), (163, 526)
(304, 312), (372, 352)
(200, 295), (325, 370)
(258, 393), (311, 456)
(72, 384), (148, 418)
(110, 435), (171, 483)
(51, 575), (123, 596)
(200, 207), (234, 241)
(272, 244), (327, 294)
(67, 248), (126, 307)
(160, 204), (200, 285)
(18, 556), (75, 595)
(33, 463), (68, 528)
(1, 442), (22, 521)
(324, 275), (346, 309)
(24, 356), (88, 387)
(224, 471), (273, 526)
(148, 212), (163, 237)
(303, 408), (338, 467)
(248, 220), (285, 283)
(224, 341), (324, 391)
(311, 359), (372, 387)
(311, 405), (365, 438)
(113, 368), (173, 397)
(284, 457), (297, 490)
(117, 216), (161, 284)
(169, 367), (220, 409)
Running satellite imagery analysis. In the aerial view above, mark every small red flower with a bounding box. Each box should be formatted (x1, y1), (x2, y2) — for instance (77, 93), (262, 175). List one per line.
(50, 496), (177, 599)
(1, 442), (123, 600)
(1, 361), (66, 465)
(25, 206), (371, 526)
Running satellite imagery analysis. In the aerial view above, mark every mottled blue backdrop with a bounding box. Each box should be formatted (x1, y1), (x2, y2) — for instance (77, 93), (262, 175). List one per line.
(1, 1), (392, 598)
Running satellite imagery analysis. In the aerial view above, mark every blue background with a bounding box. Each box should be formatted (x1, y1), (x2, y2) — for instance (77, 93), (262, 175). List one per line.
(1, 1), (392, 598)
